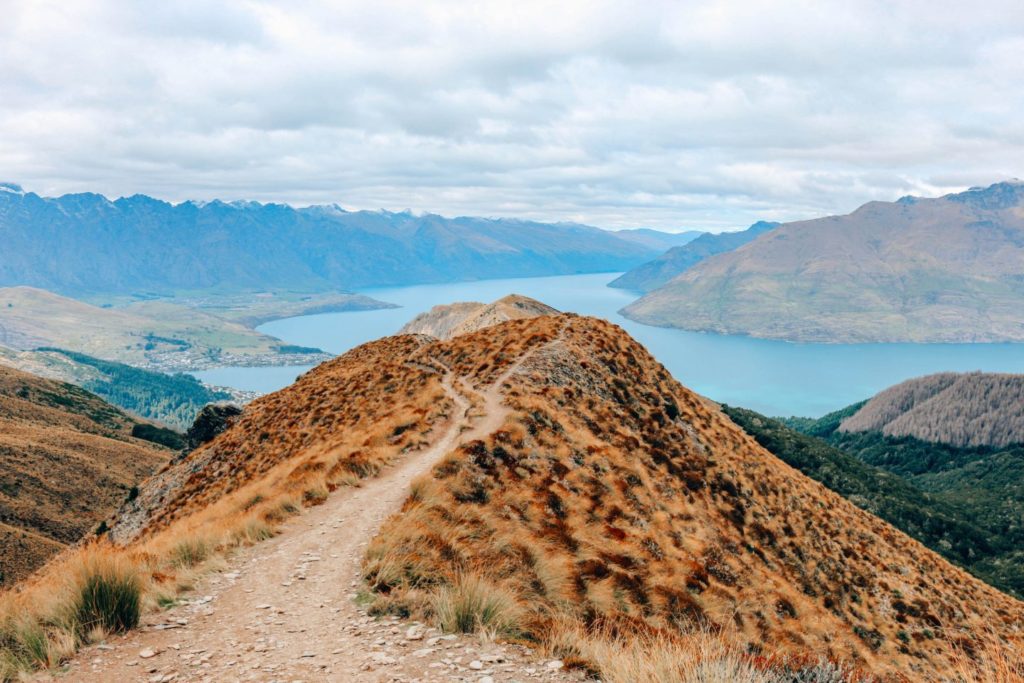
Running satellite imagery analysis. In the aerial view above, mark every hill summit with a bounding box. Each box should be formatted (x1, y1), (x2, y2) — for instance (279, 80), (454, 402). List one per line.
(398, 294), (558, 339)
(839, 371), (1024, 448)
(94, 312), (1021, 680)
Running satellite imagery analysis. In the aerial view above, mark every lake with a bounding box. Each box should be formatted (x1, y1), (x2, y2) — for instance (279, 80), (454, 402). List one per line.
(193, 273), (1024, 418)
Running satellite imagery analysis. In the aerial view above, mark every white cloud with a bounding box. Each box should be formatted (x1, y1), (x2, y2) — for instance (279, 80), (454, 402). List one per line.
(0, 0), (1022, 230)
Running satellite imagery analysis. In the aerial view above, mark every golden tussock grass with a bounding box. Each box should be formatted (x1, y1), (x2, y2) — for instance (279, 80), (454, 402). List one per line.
(944, 638), (1024, 683)
(0, 546), (140, 679)
(359, 316), (1024, 682)
(545, 617), (868, 683)
(433, 573), (525, 639)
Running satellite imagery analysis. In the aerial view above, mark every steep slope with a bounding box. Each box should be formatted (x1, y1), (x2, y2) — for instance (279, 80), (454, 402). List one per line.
(786, 392), (1024, 600)
(398, 294), (559, 339)
(623, 180), (1024, 342)
(96, 315), (1023, 680)
(609, 221), (779, 292)
(0, 365), (172, 586)
(0, 184), (660, 296)
(839, 372), (1024, 448)
(725, 405), (1021, 598)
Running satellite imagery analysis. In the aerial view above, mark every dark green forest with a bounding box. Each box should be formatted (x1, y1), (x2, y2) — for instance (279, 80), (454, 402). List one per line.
(38, 348), (231, 430)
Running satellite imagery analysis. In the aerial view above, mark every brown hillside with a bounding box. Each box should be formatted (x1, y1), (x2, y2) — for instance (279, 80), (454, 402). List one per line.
(0, 366), (170, 586)
(106, 315), (1023, 680)
(398, 294), (559, 339)
(623, 180), (1024, 342)
(840, 372), (1024, 448)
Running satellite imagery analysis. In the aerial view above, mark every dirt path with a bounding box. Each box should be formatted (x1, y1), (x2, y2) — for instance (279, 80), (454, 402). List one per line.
(54, 341), (581, 683)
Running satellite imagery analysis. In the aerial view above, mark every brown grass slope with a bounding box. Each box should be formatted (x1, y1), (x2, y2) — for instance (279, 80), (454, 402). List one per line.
(364, 317), (1023, 679)
(398, 294), (559, 339)
(623, 180), (1024, 342)
(0, 366), (170, 586)
(82, 315), (1023, 680)
(840, 372), (1024, 448)
(107, 333), (458, 542)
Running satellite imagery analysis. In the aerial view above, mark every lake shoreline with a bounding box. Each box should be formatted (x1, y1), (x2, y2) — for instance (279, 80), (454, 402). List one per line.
(193, 273), (1024, 419)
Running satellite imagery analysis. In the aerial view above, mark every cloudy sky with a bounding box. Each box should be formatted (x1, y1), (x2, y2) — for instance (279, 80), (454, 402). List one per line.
(1, 1), (1022, 231)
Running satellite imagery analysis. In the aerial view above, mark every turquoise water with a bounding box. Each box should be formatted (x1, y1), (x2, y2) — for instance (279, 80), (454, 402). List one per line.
(193, 273), (1024, 418)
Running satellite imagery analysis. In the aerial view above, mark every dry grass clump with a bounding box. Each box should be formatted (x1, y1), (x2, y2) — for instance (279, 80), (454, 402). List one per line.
(0, 546), (140, 680)
(231, 516), (276, 545)
(67, 551), (141, 637)
(944, 638), (1024, 683)
(433, 573), (525, 639)
(170, 536), (213, 569)
(546, 618), (865, 683)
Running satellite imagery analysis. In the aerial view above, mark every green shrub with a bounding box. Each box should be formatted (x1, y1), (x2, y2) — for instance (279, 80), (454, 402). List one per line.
(131, 423), (185, 450)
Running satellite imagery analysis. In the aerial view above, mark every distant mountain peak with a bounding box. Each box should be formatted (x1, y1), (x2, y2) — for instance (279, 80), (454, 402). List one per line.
(227, 199), (263, 210)
(0, 182), (25, 194)
(946, 179), (1024, 209)
(305, 202), (348, 216)
(609, 219), (780, 292)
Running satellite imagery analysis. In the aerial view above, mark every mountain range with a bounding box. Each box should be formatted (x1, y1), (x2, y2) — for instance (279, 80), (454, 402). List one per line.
(609, 220), (779, 292)
(0, 183), (672, 296)
(622, 180), (1024, 342)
